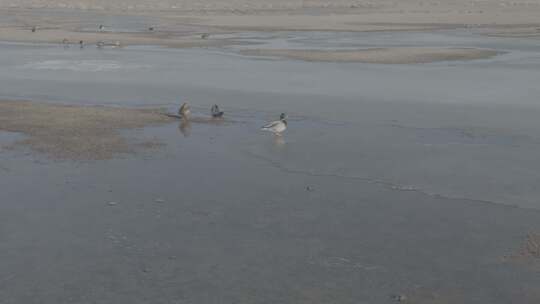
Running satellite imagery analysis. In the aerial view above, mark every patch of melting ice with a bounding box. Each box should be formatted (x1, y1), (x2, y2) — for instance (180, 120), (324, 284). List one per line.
(19, 60), (148, 72)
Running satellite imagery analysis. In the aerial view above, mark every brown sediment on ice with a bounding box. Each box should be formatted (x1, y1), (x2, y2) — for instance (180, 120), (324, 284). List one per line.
(506, 233), (540, 260)
(0, 100), (174, 160)
(240, 47), (501, 64)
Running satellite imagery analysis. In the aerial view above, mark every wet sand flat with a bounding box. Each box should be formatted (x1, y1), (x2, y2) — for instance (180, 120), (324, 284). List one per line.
(0, 26), (233, 48)
(241, 47), (501, 63)
(0, 100), (172, 160)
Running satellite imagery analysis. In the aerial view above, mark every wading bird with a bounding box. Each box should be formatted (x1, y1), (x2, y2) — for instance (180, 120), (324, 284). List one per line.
(211, 105), (224, 118)
(179, 102), (191, 119)
(261, 113), (287, 135)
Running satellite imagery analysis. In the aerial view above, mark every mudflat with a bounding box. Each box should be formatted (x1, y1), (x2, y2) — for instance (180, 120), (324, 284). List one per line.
(1, 1), (540, 303)
(0, 100), (172, 160)
(240, 47), (501, 63)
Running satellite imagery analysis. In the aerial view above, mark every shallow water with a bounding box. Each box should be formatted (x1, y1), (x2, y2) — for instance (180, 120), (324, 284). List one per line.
(1, 30), (540, 207)
(2, 116), (540, 303)
(1, 30), (540, 303)
(2, 31), (540, 108)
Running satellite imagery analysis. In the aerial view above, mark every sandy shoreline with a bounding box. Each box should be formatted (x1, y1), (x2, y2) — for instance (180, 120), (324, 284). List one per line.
(241, 47), (501, 63)
(0, 27), (235, 48)
(0, 100), (173, 160)
(1, 0), (540, 48)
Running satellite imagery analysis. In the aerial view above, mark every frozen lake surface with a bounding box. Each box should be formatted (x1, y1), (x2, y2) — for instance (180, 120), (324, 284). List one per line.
(1, 30), (540, 207)
(1, 29), (540, 303)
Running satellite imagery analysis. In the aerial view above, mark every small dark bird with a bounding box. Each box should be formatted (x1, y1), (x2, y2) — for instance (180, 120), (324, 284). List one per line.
(99, 24), (105, 31)
(391, 294), (407, 302)
(211, 104), (224, 118)
(148, 26), (154, 31)
(79, 40), (84, 48)
(31, 26), (37, 33)
(201, 33), (210, 39)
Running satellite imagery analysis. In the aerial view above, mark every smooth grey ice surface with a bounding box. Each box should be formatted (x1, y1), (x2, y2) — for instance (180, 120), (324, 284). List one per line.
(2, 119), (540, 303)
(1, 30), (540, 303)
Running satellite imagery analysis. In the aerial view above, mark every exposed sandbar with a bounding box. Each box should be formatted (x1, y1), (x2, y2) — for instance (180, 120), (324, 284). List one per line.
(240, 47), (501, 64)
(0, 100), (173, 160)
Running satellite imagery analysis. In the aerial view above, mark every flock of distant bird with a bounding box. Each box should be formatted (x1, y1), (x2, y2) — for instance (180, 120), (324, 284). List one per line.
(60, 37), (121, 49)
(177, 102), (288, 135)
(31, 24), (211, 49)
(29, 24), (286, 135)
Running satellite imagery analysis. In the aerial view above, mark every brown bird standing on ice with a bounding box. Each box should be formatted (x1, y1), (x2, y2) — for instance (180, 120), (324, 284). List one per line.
(178, 102), (191, 119)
